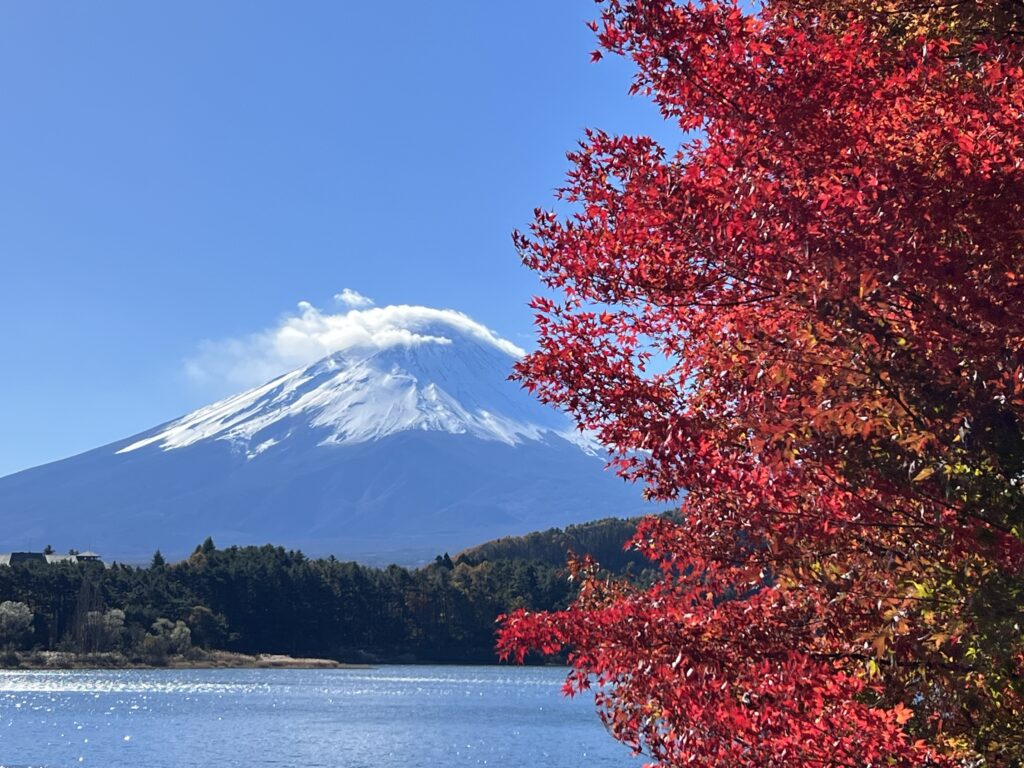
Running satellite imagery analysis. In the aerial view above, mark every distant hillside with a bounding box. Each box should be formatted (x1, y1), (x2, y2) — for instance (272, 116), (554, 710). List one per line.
(457, 513), (675, 574)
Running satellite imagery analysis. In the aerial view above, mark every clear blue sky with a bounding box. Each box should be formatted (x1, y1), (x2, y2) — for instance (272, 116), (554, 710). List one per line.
(0, 1), (676, 478)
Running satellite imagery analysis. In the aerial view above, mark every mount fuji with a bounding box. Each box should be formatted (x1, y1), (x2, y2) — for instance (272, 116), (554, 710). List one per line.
(0, 304), (648, 564)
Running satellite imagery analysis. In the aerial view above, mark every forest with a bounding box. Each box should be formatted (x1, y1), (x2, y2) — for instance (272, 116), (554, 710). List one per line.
(0, 517), (651, 665)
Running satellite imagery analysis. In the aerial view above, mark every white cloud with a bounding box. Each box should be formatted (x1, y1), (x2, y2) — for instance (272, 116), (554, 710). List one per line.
(334, 288), (375, 308)
(184, 299), (525, 393)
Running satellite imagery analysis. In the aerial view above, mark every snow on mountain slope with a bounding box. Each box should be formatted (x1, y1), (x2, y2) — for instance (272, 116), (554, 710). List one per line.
(0, 304), (648, 564)
(118, 318), (594, 456)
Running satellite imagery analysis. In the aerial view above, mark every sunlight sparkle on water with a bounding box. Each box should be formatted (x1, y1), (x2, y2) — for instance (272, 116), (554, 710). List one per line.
(0, 666), (637, 768)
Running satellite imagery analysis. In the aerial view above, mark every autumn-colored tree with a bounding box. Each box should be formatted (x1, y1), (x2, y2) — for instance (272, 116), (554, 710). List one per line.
(784, 0), (1024, 41)
(498, 1), (1024, 765)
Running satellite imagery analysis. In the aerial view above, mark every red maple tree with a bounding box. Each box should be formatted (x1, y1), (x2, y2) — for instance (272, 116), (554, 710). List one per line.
(498, 2), (1024, 765)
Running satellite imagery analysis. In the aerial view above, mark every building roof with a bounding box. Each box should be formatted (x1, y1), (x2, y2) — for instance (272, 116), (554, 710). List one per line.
(0, 551), (104, 566)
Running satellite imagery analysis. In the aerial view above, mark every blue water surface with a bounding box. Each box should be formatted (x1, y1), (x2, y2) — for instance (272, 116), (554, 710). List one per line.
(0, 665), (639, 767)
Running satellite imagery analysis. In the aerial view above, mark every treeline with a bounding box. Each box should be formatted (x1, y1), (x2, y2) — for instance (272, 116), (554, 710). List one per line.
(0, 517), (655, 665)
(459, 516), (652, 573)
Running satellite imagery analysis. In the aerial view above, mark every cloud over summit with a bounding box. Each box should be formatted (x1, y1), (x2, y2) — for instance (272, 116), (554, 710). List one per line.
(184, 297), (525, 393)
(334, 288), (375, 309)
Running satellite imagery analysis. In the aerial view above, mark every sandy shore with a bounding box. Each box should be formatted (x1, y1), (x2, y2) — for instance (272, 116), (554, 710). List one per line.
(3, 650), (371, 670)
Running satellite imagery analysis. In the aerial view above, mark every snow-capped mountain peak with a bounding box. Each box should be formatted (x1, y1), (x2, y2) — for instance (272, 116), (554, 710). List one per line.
(118, 311), (592, 457)
(0, 302), (643, 564)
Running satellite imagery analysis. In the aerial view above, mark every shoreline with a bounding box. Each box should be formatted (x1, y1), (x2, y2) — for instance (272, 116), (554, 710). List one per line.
(2, 650), (371, 671)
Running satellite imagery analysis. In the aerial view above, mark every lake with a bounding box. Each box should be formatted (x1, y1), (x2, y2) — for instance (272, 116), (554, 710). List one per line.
(0, 666), (640, 767)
